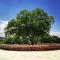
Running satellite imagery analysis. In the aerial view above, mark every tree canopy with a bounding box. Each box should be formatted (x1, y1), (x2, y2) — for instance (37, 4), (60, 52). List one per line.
(5, 8), (54, 44)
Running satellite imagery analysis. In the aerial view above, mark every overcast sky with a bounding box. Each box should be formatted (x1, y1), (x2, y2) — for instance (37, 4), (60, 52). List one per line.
(0, 0), (60, 37)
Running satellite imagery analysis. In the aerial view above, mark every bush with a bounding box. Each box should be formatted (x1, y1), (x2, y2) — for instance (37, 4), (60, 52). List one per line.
(3, 36), (21, 44)
(2, 35), (60, 44)
(0, 41), (4, 44)
(51, 36), (60, 43)
(0, 39), (4, 44)
(37, 36), (60, 43)
(3, 37), (14, 44)
(3, 36), (31, 44)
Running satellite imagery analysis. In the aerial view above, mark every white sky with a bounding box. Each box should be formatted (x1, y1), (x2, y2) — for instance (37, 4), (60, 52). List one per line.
(0, 20), (8, 37)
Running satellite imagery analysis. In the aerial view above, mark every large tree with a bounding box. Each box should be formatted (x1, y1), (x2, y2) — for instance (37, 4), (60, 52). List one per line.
(5, 8), (54, 44)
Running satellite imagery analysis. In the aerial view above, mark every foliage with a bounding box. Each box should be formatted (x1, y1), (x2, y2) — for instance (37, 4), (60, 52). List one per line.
(37, 35), (60, 43)
(4, 8), (54, 44)
(50, 36), (60, 43)
(0, 40), (4, 44)
(3, 37), (14, 44)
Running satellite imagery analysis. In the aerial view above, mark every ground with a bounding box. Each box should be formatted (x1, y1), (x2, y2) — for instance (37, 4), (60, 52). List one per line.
(0, 49), (60, 60)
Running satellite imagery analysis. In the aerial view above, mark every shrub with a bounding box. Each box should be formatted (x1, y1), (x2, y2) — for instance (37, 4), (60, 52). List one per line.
(2, 35), (60, 44)
(3, 36), (31, 44)
(3, 37), (14, 44)
(51, 36), (60, 43)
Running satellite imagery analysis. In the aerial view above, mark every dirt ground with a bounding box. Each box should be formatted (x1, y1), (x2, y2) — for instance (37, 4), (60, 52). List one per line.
(0, 49), (60, 60)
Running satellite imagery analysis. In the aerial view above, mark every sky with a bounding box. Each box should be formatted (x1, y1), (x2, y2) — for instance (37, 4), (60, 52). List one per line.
(0, 0), (60, 37)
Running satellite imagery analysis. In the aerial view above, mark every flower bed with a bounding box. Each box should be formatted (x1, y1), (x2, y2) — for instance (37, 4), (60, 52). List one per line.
(0, 43), (60, 51)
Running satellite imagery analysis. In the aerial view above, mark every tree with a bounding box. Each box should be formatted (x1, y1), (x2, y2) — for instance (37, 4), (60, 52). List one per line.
(5, 8), (54, 44)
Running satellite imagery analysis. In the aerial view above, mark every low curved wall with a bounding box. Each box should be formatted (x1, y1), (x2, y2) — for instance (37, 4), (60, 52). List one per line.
(0, 43), (60, 51)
